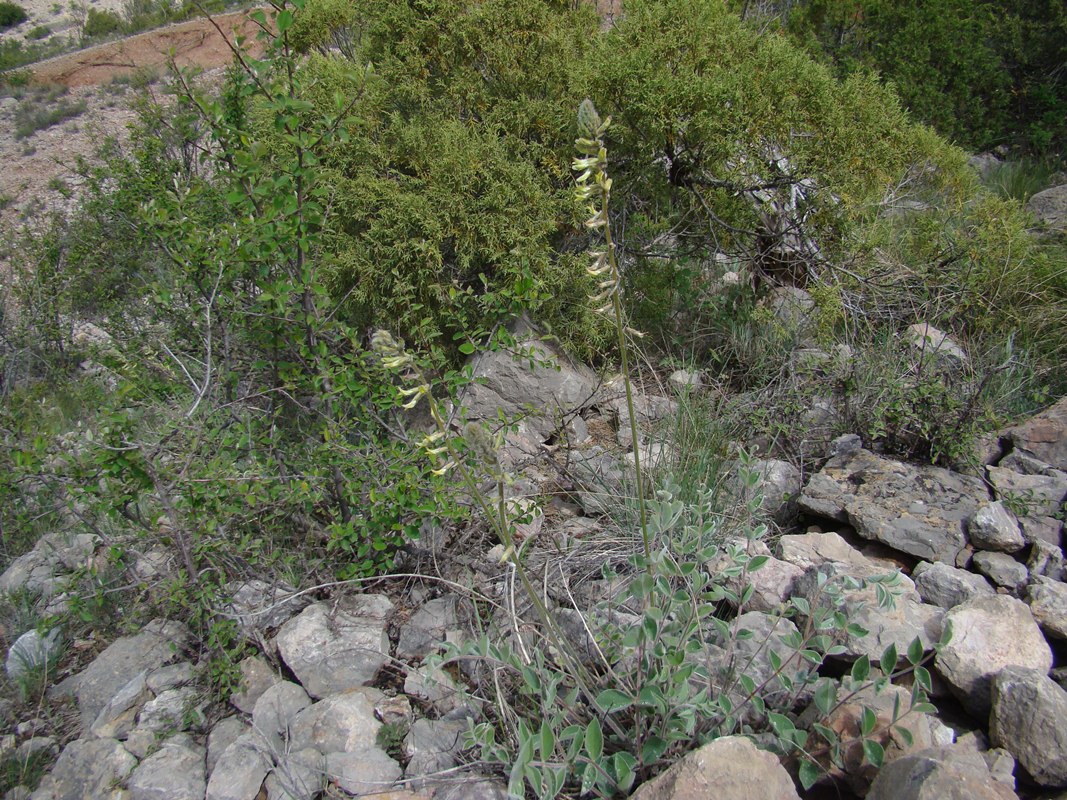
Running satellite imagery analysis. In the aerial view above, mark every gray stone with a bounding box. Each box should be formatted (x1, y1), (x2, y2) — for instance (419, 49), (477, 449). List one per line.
(1019, 515), (1064, 548)
(988, 465), (1067, 518)
(972, 551), (1029, 593)
(403, 663), (467, 717)
(123, 728), (156, 760)
(865, 746), (1019, 800)
(806, 683), (935, 793)
(396, 597), (457, 662)
(90, 671), (151, 740)
(289, 688), (384, 754)
(668, 370), (703, 391)
(745, 458), (801, 525)
(983, 748), (1017, 789)
(1000, 449), (1055, 475)
(229, 656), (279, 714)
(799, 448), (987, 564)
(608, 393), (678, 448)
(936, 595), (1053, 715)
(720, 612), (805, 695)
(67, 619), (189, 729)
(205, 734), (272, 800)
(906, 322), (967, 365)
(1028, 184), (1067, 232)
(1025, 578), (1067, 640)
(323, 748), (401, 796)
(137, 686), (203, 734)
(403, 718), (466, 786)
(969, 502), (1025, 552)
(0, 532), (97, 598)
(6, 629), (63, 680)
(708, 544), (803, 613)
(1002, 396), (1067, 470)
(968, 152), (1002, 180)
(223, 580), (310, 636)
(628, 735), (800, 800)
(252, 681), (311, 740)
(776, 531), (897, 576)
(432, 775), (508, 800)
(570, 446), (627, 515)
(1028, 538), (1066, 580)
(265, 748), (323, 800)
(274, 596), (392, 698)
(913, 561), (995, 609)
(127, 736), (206, 800)
(990, 666), (1067, 787)
(28, 738), (136, 800)
(207, 717), (249, 775)
(459, 329), (598, 444)
(794, 563), (941, 663)
(145, 662), (193, 695)
(767, 286), (815, 331)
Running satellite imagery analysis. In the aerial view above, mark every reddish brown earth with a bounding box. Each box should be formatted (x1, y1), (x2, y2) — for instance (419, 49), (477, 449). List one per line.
(28, 10), (265, 88)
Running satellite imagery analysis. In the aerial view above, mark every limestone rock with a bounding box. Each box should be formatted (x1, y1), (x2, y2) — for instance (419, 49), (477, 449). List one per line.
(776, 531), (897, 575)
(794, 564), (942, 663)
(668, 370), (703, 391)
(6, 628), (63, 679)
(799, 449), (987, 564)
(145, 662), (193, 695)
(912, 561), (995, 609)
(1028, 538), (1066, 580)
(323, 748), (401, 796)
(1027, 184), (1067, 233)
(207, 717), (249, 776)
(809, 683), (934, 793)
(127, 736), (206, 800)
(29, 738), (136, 800)
(865, 746), (1018, 800)
(266, 748), (323, 800)
(432, 775), (508, 800)
(403, 718), (466, 786)
(223, 580), (310, 636)
(745, 459), (802, 525)
(608, 393), (678, 448)
(289, 688), (385, 754)
(628, 735), (800, 800)
(66, 619), (189, 729)
(403, 664), (468, 717)
(205, 734), (272, 800)
(230, 655), (279, 714)
(969, 502), (1025, 552)
(138, 687), (204, 734)
(972, 551), (1028, 593)
(1025, 578), (1067, 640)
(906, 323), (967, 365)
(935, 595), (1053, 715)
(90, 671), (151, 740)
(396, 597), (457, 662)
(990, 666), (1067, 787)
(252, 681), (311, 741)
(0, 532), (97, 598)
(275, 596), (392, 698)
(459, 330), (598, 445)
(987, 465), (1067, 518)
(1002, 396), (1067, 470)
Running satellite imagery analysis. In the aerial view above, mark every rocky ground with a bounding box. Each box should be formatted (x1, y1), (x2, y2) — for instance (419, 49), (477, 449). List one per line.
(1, 317), (1065, 800)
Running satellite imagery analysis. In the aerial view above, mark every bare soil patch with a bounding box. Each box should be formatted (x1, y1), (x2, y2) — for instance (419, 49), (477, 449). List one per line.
(27, 10), (263, 87)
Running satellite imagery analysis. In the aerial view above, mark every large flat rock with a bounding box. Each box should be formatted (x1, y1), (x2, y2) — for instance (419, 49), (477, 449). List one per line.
(800, 448), (988, 564)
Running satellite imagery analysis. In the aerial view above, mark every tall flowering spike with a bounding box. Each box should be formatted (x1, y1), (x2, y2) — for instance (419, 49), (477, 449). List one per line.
(577, 98), (602, 139)
(464, 422), (501, 474)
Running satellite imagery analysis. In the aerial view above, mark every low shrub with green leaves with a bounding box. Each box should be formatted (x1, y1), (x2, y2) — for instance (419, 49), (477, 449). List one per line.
(0, 1), (27, 30)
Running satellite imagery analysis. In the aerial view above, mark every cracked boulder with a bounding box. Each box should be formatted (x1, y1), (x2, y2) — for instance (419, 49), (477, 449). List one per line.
(799, 448), (987, 564)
